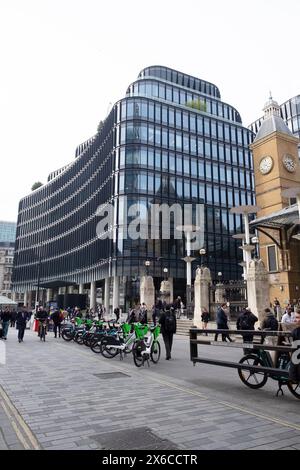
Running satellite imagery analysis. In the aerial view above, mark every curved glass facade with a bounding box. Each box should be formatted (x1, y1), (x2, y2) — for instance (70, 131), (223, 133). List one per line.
(13, 66), (255, 303)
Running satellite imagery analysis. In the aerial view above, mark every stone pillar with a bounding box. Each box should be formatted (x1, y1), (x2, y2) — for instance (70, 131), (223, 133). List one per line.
(27, 290), (32, 309)
(79, 284), (84, 294)
(140, 275), (155, 319)
(159, 279), (171, 304)
(46, 289), (53, 303)
(112, 276), (120, 311)
(247, 259), (269, 324)
(169, 277), (174, 303)
(104, 278), (110, 314)
(193, 266), (212, 328)
(68, 286), (74, 294)
(90, 281), (96, 310)
(215, 283), (226, 303)
(23, 291), (28, 307)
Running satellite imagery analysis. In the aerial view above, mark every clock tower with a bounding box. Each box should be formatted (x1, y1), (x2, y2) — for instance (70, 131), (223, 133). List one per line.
(250, 96), (300, 304)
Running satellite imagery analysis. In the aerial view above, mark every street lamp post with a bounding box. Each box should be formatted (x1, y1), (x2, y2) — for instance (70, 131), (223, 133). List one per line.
(145, 260), (150, 276)
(199, 248), (206, 267)
(176, 224), (200, 316)
(163, 267), (168, 280)
(230, 205), (260, 279)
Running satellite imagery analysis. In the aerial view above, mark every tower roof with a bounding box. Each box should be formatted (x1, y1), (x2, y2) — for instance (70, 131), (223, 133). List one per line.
(253, 95), (293, 142)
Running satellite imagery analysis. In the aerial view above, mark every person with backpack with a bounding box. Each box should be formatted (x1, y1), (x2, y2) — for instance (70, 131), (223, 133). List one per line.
(261, 308), (279, 331)
(159, 305), (177, 360)
(236, 307), (258, 343)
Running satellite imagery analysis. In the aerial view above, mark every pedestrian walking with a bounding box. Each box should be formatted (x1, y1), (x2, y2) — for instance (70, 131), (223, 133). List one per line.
(152, 303), (160, 326)
(139, 303), (148, 324)
(201, 308), (210, 335)
(114, 307), (120, 322)
(261, 308), (279, 331)
(0, 307), (11, 340)
(16, 307), (28, 343)
(214, 303), (233, 342)
(10, 309), (17, 328)
(159, 305), (177, 360)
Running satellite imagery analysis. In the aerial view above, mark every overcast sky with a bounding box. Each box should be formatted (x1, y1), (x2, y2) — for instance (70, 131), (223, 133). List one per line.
(1, 0), (299, 222)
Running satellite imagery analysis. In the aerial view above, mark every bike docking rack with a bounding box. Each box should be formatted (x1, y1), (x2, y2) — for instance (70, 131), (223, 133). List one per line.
(189, 328), (299, 398)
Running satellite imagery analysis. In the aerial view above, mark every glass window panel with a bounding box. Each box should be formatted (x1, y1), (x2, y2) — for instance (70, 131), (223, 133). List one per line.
(204, 119), (210, 136)
(120, 148), (125, 168)
(141, 101), (147, 118)
(207, 207), (214, 231)
(233, 168), (239, 185)
(183, 113), (189, 130)
(166, 86), (172, 101)
(121, 124), (126, 144)
(152, 82), (159, 97)
(140, 124), (147, 142)
(149, 102), (154, 120)
(180, 90), (186, 104)
(205, 141), (211, 158)
(169, 153), (175, 171)
(184, 157), (190, 175)
(184, 180), (190, 199)
(224, 124), (230, 141)
(159, 83), (165, 99)
(197, 138), (204, 156)
(162, 106), (168, 125)
(176, 132), (182, 151)
(229, 213), (235, 233)
(119, 173), (124, 192)
(155, 151), (161, 170)
(218, 122), (223, 140)
(162, 129), (168, 148)
(176, 155), (182, 173)
(162, 152), (168, 170)
(121, 101), (126, 120)
(239, 169), (245, 187)
(192, 182), (198, 199)
(219, 166), (225, 183)
(211, 121), (217, 138)
(197, 116), (203, 133)
(198, 160), (204, 178)
(214, 187), (220, 205)
(127, 101), (134, 118)
(148, 149), (154, 168)
(221, 210), (228, 231)
(155, 104), (161, 122)
(148, 173), (154, 192)
(215, 209), (221, 232)
(218, 144), (225, 161)
(173, 88), (179, 103)
(231, 127), (236, 143)
(213, 164), (219, 182)
(183, 134), (189, 153)
(237, 129), (243, 145)
(190, 115), (196, 132)
(212, 143), (218, 159)
(267, 246), (277, 272)
(225, 145), (231, 163)
(234, 190), (240, 206)
(169, 108), (174, 126)
(227, 188), (233, 207)
(240, 190), (246, 206)
(176, 111), (182, 128)
(148, 124), (154, 144)
(169, 130), (175, 149)
(212, 101), (217, 115)
(155, 175), (161, 193)
(141, 148), (147, 166)
(232, 147), (238, 164)
(205, 161), (212, 180)
(176, 178), (183, 197)
(155, 127), (161, 145)
(191, 159), (197, 177)
(206, 185), (212, 203)
(221, 187), (227, 206)
(190, 136), (197, 154)
(199, 184), (205, 202)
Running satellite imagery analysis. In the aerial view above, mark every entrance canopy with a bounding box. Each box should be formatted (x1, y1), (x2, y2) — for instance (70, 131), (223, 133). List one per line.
(250, 204), (298, 230)
(0, 295), (17, 307)
(33, 280), (76, 289)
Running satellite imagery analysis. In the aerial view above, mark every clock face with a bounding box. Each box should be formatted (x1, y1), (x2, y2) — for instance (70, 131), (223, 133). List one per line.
(259, 156), (273, 175)
(282, 154), (296, 173)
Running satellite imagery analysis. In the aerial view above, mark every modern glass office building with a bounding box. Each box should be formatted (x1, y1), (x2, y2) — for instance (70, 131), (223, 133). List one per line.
(12, 66), (255, 309)
(250, 95), (300, 157)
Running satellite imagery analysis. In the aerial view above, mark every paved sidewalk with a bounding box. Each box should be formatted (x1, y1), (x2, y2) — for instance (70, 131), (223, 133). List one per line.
(0, 329), (300, 450)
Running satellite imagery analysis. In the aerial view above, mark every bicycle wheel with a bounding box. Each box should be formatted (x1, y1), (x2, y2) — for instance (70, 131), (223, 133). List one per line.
(287, 381), (300, 399)
(61, 330), (74, 342)
(100, 340), (119, 359)
(75, 334), (84, 345)
(238, 354), (268, 389)
(150, 340), (161, 364)
(132, 340), (145, 367)
(90, 340), (102, 354)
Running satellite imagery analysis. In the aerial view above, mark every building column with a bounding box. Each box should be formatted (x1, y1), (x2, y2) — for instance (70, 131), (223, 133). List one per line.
(140, 275), (155, 320)
(23, 291), (28, 307)
(193, 266), (212, 327)
(104, 278), (110, 314)
(68, 286), (74, 294)
(112, 276), (120, 311)
(79, 284), (84, 294)
(90, 281), (96, 310)
(46, 289), (53, 303)
(247, 259), (269, 325)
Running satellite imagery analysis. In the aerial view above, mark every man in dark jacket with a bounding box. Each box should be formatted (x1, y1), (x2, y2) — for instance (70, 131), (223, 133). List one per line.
(214, 303), (233, 342)
(16, 307), (28, 343)
(261, 308), (278, 331)
(1, 307), (11, 340)
(51, 309), (63, 338)
(236, 307), (258, 343)
(159, 305), (177, 360)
